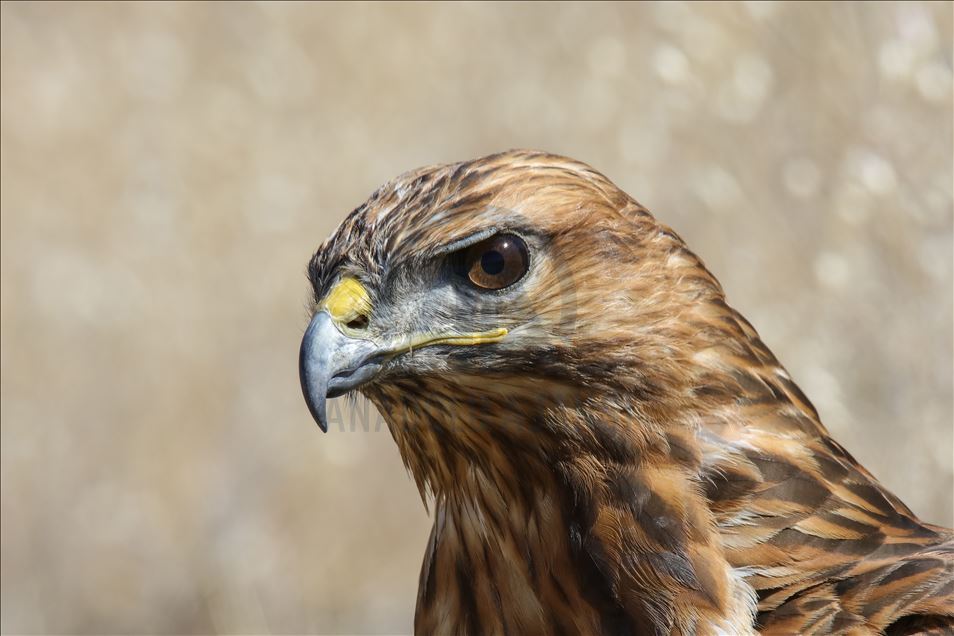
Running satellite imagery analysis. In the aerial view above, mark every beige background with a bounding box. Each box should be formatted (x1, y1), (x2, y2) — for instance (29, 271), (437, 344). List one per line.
(1, 2), (951, 634)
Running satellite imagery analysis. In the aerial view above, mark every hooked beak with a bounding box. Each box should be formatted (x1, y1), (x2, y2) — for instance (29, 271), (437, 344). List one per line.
(298, 311), (382, 432)
(298, 313), (508, 432)
(298, 275), (509, 433)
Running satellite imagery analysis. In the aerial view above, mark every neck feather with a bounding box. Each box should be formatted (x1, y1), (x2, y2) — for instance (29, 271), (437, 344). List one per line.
(368, 377), (757, 635)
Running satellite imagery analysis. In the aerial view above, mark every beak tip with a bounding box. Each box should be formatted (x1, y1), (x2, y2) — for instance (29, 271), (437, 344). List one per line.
(300, 367), (330, 433)
(304, 387), (329, 432)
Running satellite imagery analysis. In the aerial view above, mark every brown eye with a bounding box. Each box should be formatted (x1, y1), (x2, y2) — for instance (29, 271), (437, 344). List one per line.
(459, 234), (529, 290)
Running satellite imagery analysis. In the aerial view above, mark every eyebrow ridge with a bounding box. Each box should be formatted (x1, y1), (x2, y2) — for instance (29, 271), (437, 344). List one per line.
(429, 227), (501, 257)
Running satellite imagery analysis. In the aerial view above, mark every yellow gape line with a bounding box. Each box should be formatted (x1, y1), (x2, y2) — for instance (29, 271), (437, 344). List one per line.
(397, 328), (509, 353)
(322, 277), (372, 325)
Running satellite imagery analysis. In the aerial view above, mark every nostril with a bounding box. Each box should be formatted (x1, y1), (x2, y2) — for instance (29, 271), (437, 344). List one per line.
(346, 314), (369, 330)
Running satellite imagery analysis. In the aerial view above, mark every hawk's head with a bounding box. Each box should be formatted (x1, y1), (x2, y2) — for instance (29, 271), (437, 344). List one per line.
(301, 151), (723, 438)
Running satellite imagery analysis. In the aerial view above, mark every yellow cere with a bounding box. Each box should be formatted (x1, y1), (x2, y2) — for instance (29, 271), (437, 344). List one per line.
(322, 277), (372, 324)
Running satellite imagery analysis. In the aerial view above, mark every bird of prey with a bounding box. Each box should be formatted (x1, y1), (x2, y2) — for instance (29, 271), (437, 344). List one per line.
(299, 150), (953, 635)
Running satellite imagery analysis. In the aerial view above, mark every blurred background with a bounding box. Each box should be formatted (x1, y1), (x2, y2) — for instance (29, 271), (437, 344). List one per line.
(1, 1), (951, 634)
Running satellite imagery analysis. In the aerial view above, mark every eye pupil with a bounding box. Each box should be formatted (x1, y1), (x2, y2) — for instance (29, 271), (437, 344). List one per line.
(481, 250), (505, 275)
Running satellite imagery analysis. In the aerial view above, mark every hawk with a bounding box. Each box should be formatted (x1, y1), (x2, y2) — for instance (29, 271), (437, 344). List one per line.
(299, 150), (953, 635)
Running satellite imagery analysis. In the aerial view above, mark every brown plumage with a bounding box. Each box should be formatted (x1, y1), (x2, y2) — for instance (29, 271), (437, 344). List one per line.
(300, 150), (953, 635)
